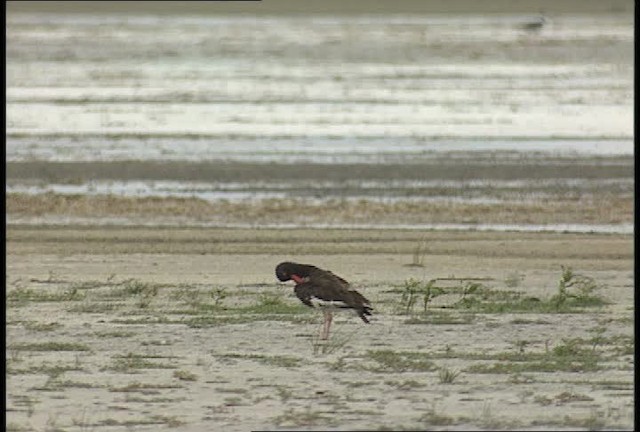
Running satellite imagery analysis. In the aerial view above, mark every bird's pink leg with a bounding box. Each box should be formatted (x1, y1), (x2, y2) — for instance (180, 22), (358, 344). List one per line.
(323, 310), (333, 340)
(321, 311), (328, 340)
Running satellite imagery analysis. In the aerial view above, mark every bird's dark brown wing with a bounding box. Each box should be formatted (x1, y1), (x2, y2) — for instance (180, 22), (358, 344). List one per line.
(294, 283), (315, 308)
(294, 270), (372, 323)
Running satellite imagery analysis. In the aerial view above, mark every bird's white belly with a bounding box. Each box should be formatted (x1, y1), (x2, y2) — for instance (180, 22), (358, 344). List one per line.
(309, 298), (351, 310)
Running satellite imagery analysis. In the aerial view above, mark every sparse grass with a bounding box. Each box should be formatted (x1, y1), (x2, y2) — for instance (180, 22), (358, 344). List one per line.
(551, 266), (606, 310)
(365, 350), (437, 372)
(122, 279), (159, 308)
(404, 311), (474, 325)
(173, 369), (198, 381)
(109, 382), (183, 393)
(406, 238), (428, 267)
(105, 353), (178, 373)
(7, 285), (85, 305)
(94, 330), (136, 338)
(10, 341), (91, 352)
(467, 338), (603, 373)
(397, 278), (445, 315)
(395, 266), (607, 315)
(385, 379), (426, 390)
(170, 284), (227, 310)
(310, 330), (353, 355)
(96, 415), (185, 427)
(22, 321), (63, 332)
(217, 353), (302, 368)
(68, 301), (123, 313)
(419, 409), (455, 426)
(272, 406), (337, 428)
(8, 363), (84, 376)
(438, 366), (461, 384)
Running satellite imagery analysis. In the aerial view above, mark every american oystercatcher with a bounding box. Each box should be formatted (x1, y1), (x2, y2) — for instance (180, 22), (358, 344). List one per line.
(275, 262), (372, 340)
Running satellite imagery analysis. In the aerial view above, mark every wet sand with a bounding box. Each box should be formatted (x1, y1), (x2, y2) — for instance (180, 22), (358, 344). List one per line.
(5, 226), (634, 431)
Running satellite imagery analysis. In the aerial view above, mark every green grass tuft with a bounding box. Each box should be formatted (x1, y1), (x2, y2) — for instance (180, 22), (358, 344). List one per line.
(365, 350), (437, 372)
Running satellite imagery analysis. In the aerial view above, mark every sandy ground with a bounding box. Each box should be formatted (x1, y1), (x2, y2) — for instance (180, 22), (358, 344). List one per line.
(5, 2), (634, 430)
(5, 226), (634, 431)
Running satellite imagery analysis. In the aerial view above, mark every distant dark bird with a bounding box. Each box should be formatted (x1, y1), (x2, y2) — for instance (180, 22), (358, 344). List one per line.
(521, 13), (547, 32)
(275, 262), (372, 340)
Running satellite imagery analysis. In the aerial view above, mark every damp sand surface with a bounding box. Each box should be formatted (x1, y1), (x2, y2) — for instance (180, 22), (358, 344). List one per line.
(5, 226), (635, 431)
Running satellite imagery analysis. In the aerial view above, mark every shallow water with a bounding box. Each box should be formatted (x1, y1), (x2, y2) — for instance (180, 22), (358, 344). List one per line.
(5, 11), (633, 231)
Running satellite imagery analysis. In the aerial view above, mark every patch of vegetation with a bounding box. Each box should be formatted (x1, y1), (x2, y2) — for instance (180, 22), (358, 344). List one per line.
(7, 285), (85, 305)
(384, 379), (426, 390)
(467, 338), (603, 373)
(438, 367), (461, 384)
(105, 353), (178, 373)
(67, 301), (123, 313)
(451, 267), (606, 313)
(419, 409), (455, 426)
(397, 278), (446, 314)
(94, 330), (136, 338)
(111, 316), (183, 325)
(404, 311), (474, 325)
(21, 321), (63, 332)
(96, 415), (184, 427)
(184, 312), (310, 328)
(365, 350), (437, 373)
(173, 369), (198, 381)
(109, 382), (183, 393)
(550, 266), (606, 310)
(243, 291), (308, 314)
(170, 284), (227, 310)
(405, 238), (428, 267)
(121, 279), (159, 308)
(272, 406), (338, 428)
(10, 342), (91, 352)
(8, 363), (84, 376)
(534, 391), (594, 406)
(217, 353), (302, 368)
(311, 331), (352, 355)
(394, 267), (607, 316)
(510, 318), (551, 325)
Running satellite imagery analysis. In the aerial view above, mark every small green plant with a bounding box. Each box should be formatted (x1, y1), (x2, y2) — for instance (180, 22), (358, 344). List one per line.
(438, 367), (461, 384)
(173, 369), (198, 381)
(407, 238), (428, 267)
(210, 287), (227, 307)
(587, 325), (608, 352)
(121, 279), (159, 308)
(106, 353), (177, 373)
(551, 266), (604, 310)
(399, 279), (445, 314)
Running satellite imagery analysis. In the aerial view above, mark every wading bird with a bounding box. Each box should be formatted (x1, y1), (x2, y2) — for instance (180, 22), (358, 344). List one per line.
(275, 262), (372, 340)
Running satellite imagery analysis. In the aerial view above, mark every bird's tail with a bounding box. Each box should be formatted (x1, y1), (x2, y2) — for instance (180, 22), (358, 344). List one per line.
(358, 305), (373, 323)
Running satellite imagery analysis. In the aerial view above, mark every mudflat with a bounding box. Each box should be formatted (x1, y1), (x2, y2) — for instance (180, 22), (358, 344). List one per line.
(6, 226), (634, 431)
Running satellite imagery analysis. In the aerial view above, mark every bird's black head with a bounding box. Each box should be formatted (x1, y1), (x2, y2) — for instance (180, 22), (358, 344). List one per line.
(275, 262), (296, 281)
(276, 261), (314, 282)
